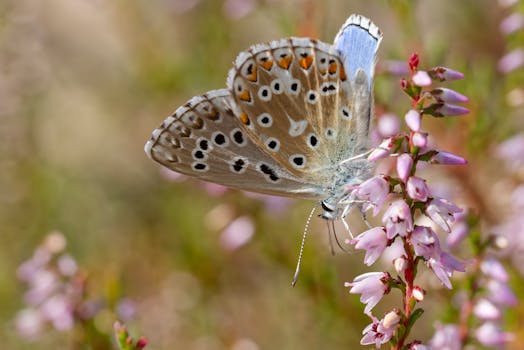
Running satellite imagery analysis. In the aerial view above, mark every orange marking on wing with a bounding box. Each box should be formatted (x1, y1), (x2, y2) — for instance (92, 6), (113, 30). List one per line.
(340, 65), (347, 81)
(259, 59), (273, 71)
(299, 55), (313, 70)
(328, 62), (338, 75)
(320, 68), (327, 75)
(238, 90), (252, 102)
(277, 56), (292, 70)
(239, 111), (250, 125)
(248, 65), (258, 82)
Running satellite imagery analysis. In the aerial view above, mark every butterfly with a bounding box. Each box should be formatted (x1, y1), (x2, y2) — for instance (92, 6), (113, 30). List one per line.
(145, 14), (382, 223)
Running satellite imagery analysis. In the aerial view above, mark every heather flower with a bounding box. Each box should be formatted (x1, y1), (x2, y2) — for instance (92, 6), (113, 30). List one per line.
(430, 324), (462, 350)
(220, 216), (255, 251)
(412, 132), (428, 148)
(346, 272), (390, 314)
(396, 154), (413, 182)
(406, 176), (429, 202)
(369, 138), (395, 161)
(425, 197), (462, 232)
(382, 200), (413, 238)
(475, 322), (514, 347)
(480, 257), (509, 283)
(353, 176), (389, 216)
(361, 312), (400, 348)
(428, 66), (465, 81)
(411, 226), (440, 259)
(351, 227), (388, 266)
(498, 48), (524, 73)
(500, 13), (524, 35)
(429, 150), (467, 165)
(377, 113), (400, 137)
(434, 103), (470, 116)
(428, 252), (468, 289)
(447, 213), (469, 249)
(431, 88), (469, 103)
(405, 109), (421, 132)
(412, 70), (432, 86)
(486, 279), (517, 306)
(473, 298), (502, 320)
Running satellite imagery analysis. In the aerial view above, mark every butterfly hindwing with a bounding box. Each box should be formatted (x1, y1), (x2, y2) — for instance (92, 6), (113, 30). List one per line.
(145, 89), (324, 199)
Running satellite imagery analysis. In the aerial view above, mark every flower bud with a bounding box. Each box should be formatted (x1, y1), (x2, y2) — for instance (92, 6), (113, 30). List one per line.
(431, 88), (469, 103)
(430, 150), (467, 165)
(412, 71), (432, 87)
(435, 103), (470, 116)
(394, 256), (408, 274)
(383, 309), (401, 329)
(396, 154), (413, 182)
(412, 286), (425, 301)
(405, 110), (421, 132)
(429, 66), (465, 81)
(412, 132), (428, 148)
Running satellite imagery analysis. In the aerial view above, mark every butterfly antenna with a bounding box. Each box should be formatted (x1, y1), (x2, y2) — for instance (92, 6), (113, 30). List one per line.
(292, 205), (317, 287)
(331, 220), (350, 253)
(327, 220), (335, 255)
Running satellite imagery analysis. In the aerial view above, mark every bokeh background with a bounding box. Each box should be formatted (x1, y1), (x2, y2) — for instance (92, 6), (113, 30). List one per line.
(1, 0), (523, 349)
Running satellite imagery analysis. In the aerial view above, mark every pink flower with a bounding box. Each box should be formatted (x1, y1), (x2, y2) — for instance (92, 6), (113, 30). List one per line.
(405, 110), (421, 132)
(431, 88), (469, 103)
(475, 322), (514, 347)
(430, 150), (467, 165)
(480, 257), (509, 283)
(413, 71), (432, 86)
(377, 113), (401, 137)
(353, 176), (390, 216)
(346, 272), (390, 314)
(220, 216), (255, 251)
(426, 197), (462, 232)
(500, 13), (524, 35)
(430, 324), (462, 350)
(486, 280), (517, 306)
(435, 103), (469, 116)
(411, 226), (441, 259)
(428, 252), (468, 289)
(429, 67), (465, 81)
(383, 200), (413, 239)
(396, 154), (413, 182)
(412, 132), (428, 148)
(447, 221), (469, 248)
(369, 138), (395, 161)
(361, 312), (400, 348)
(473, 299), (502, 320)
(351, 227), (388, 266)
(406, 176), (429, 202)
(498, 48), (524, 74)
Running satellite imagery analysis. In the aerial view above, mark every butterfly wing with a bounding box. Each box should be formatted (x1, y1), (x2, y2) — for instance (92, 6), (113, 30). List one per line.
(145, 89), (324, 199)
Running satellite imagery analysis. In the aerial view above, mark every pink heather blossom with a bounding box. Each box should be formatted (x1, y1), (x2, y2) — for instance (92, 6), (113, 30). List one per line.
(15, 308), (44, 340)
(428, 252), (468, 289)
(431, 88), (469, 103)
(412, 132), (428, 148)
(369, 138), (394, 161)
(495, 133), (524, 169)
(435, 103), (469, 116)
(353, 176), (389, 216)
(220, 216), (255, 251)
(40, 294), (74, 331)
(426, 197), (462, 232)
(361, 313), (399, 348)
(430, 324), (462, 350)
(412, 286), (425, 301)
(473, 298), (502, 320)
(429, 67), (465, 81)
(351, 227), (388, 266)
(500, 13), (524, 35)
(412, 71), (432, 86)
(447, 221), (469, 248)
(383, 200), (413, 239)
(396, 154), (413, 182)
(394, 256), (408, 274)
(475, 322), (514, 347)
(430, 150), (467, 165)
(405, 110), (421, 132)
(377, 113), (401, 137)
(346, 272), (390, 314)
(486, 280), (517, 306)
(406, 176), (429, 202)
(411, 226), (441, 259)
(498, 48), (524, 73)
(480, 257), (509, 283)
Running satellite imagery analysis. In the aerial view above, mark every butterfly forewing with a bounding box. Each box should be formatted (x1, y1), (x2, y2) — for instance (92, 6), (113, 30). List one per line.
(145, 89), (324, 199)
(227, 38), (361, 184)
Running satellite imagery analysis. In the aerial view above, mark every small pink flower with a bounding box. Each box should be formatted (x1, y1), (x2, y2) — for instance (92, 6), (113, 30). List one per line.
(346, 272), (390, 314)
(486, 280), (517, 306)
(383, 200), (413, 239)
(405, 110), (421, 132)
(413, 71), (432, 86)
(435, 103), (469, 116)
(431, 88), (469, 103)
(411, 226), (441, 259)
(377, 113), (401, 137)
(426, 197), (462, 232)
(428, 252), (468, 289)
(430, 323), (462, 350)
(220, 216), (255, 251)
(361, 312), (399, 348)
(412, 132), (428, 148)
(351, 227), (388, 266)
(447, 221), (469, 248)
(429, 67), (465, 81)
(15, 308), (44, 340)
(498, 48), (524, 74)
(353, 176), (390, 216)
(475, 322), (514, 347)
(473, 298), (502, 320)
(369, 138), (394, 161)
(396, 154), (413, 182)
(394, 256), (408, 274)
(500, 13), (524, 35)
(480, 257), (509, 283)
(406, 176), (429, 202)
(430, 150), (467, 165)
(412, 286), (425, 301)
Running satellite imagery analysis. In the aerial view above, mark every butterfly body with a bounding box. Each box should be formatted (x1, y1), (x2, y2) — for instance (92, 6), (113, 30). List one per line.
(145, 14), (382, 221)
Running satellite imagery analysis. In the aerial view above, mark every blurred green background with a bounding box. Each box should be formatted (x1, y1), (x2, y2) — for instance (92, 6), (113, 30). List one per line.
(1, 0), (523, 349)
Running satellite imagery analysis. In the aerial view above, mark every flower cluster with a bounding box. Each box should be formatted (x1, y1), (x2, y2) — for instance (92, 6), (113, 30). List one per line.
(14, 232), (136, 343)
(345, 53), (470, 348)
